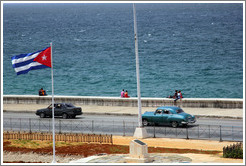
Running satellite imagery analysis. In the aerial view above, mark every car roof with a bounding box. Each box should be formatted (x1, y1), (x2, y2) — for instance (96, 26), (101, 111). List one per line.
(53, 103), (69, 104)
(51, 103), (72, 105)
(156, 106), (181, 110)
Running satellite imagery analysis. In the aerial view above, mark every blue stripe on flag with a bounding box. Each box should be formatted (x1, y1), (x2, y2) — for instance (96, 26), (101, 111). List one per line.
(11, 48), (45, 60)
(16, 65), (49, 75)
(11, 47), (48, 61)
(11, 53), (31, 60)
(12, 58), (35, 68)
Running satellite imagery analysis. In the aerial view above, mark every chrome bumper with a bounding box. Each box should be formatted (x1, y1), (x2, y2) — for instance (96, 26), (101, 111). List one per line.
(181, 119), (196, 124)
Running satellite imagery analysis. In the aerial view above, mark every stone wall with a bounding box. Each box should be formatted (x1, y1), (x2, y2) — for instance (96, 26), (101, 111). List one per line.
(3, 95), (243, 109)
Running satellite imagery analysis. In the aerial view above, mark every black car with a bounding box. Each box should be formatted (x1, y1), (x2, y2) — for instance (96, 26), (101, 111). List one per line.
(36, 103), (82, 119)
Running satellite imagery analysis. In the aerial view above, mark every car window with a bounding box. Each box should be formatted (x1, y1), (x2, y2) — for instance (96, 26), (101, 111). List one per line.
(48, 104), (57, 109)
(65, 103), (75, 107)
(48, 104), (61, 109)
(155, 109), (162, 114)
(56, 104), (62, 109)
(176, 109), (184, 114)
(48, 104), (52, 109)
(163, 110), (170, 114)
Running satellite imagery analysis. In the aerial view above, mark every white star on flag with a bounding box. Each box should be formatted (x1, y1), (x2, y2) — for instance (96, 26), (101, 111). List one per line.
(42, 55), (47, 61)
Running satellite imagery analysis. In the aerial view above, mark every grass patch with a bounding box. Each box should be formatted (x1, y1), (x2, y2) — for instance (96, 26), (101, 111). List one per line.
(5, 140), (85, 149)
(10, 140), (43, 149)
(109, 146), (128, 154)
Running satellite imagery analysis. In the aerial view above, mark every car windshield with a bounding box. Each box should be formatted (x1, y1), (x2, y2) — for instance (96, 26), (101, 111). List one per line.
(48, 104), (53, 109)
(176, 109), (184, 114)
(65, 103), (75, 107)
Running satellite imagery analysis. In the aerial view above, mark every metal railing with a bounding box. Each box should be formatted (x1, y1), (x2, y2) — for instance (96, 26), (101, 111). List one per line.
(146, 124), (243, 142)
(3, 118), (243, 141)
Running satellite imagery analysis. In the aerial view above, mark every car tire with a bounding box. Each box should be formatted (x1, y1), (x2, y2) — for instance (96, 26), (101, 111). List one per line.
(142, 119), (149, 126)
(62, 113), (68, 119)
(40, 113), (46, 118)
(171, 121), (178, 128)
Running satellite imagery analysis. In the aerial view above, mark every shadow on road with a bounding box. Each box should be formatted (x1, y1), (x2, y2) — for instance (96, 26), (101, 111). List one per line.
(146, 124), (198, 129)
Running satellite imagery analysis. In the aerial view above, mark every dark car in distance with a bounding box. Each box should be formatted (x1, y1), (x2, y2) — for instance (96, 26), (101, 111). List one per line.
(36, 103), (82, 119)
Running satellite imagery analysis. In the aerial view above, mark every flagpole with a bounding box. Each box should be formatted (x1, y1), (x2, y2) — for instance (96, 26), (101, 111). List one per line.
(50, 42), (56, 163)
(133, 3), (142, 128)
(133, 3), (148, 138)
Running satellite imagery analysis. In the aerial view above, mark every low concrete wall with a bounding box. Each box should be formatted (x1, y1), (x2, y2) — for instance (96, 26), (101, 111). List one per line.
(3, 95), (243, 109)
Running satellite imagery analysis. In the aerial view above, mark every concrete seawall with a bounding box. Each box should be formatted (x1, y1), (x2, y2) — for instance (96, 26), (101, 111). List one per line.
(3, 95), (243, 109)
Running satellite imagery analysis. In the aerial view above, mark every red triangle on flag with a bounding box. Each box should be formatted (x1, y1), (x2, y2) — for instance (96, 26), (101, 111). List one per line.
(33, 47), (52, 68)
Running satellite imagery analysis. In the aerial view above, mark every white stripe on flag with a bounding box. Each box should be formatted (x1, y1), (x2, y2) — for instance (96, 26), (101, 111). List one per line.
(11, 52), (40, 65)
(14, 61), (43, 73)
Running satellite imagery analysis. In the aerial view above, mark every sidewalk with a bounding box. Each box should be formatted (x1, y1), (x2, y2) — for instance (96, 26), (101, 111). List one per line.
(3, 103), (243, 119)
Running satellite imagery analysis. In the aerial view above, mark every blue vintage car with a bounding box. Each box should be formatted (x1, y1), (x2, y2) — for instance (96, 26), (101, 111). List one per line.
(142, 106), (196, 127)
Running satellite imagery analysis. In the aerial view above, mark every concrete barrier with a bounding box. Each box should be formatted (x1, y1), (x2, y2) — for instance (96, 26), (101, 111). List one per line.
(3, 95), (243, 109)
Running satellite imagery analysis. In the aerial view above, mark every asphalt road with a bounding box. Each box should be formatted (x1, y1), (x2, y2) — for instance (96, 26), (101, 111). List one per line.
(2, 112), (243, 141)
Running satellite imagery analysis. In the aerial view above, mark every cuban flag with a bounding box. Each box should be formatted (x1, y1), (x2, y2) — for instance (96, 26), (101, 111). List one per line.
(11, 47), (52, 75)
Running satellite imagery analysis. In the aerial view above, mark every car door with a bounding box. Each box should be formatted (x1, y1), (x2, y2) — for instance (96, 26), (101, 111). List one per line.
(46, 104), (53, 117)
(54, 104), (63, 116)
(154, 109), (164, 124)
(162, 109), (171, 124)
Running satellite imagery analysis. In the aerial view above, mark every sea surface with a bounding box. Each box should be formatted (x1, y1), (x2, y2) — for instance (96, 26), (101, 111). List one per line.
(3, 3), (243, 98)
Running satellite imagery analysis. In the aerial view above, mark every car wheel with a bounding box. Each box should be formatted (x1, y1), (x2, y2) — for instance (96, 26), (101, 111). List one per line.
(142, 119), (149, 126)
(40, 113), (46, 118)
(62, 113), (68, 119)
(171, 121), (178, 128)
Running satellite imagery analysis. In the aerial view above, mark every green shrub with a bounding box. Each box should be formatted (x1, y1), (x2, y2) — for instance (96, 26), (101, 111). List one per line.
(223, 143), (243, 159)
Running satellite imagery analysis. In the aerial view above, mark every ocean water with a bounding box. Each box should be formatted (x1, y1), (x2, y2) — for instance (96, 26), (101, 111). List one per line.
(3, 3), (243, 98)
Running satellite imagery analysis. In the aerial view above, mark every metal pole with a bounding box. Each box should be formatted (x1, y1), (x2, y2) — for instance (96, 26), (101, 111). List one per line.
(71, 120), (73, 133)
(20, 118), (21, 132)
(232, 126), (234, 141)
(219, 125), (222, 142)
(29, 118), (31, 133)
(123, 120), (125, 136)
(153, 125), (156, 138)
(92, 120), (94, 134)
(59, 120), (61, 134)
(10, 118), (12, 131)
(133, 3), (142, 128)
(198, 125), (199, 138)
(50, 42), (56, 163)
(39, 119), (41, 132)
(113, 120), (114, 133)
(49, 119), (51, 132)
(186, 126), (189, 139)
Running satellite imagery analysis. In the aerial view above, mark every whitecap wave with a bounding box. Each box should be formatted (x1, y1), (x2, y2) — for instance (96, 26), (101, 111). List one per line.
(74, 38), (82, 41)
(79, 29), (86, 33)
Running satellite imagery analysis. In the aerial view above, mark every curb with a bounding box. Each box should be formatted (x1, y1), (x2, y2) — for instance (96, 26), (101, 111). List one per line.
(3, 110), (243, 119)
